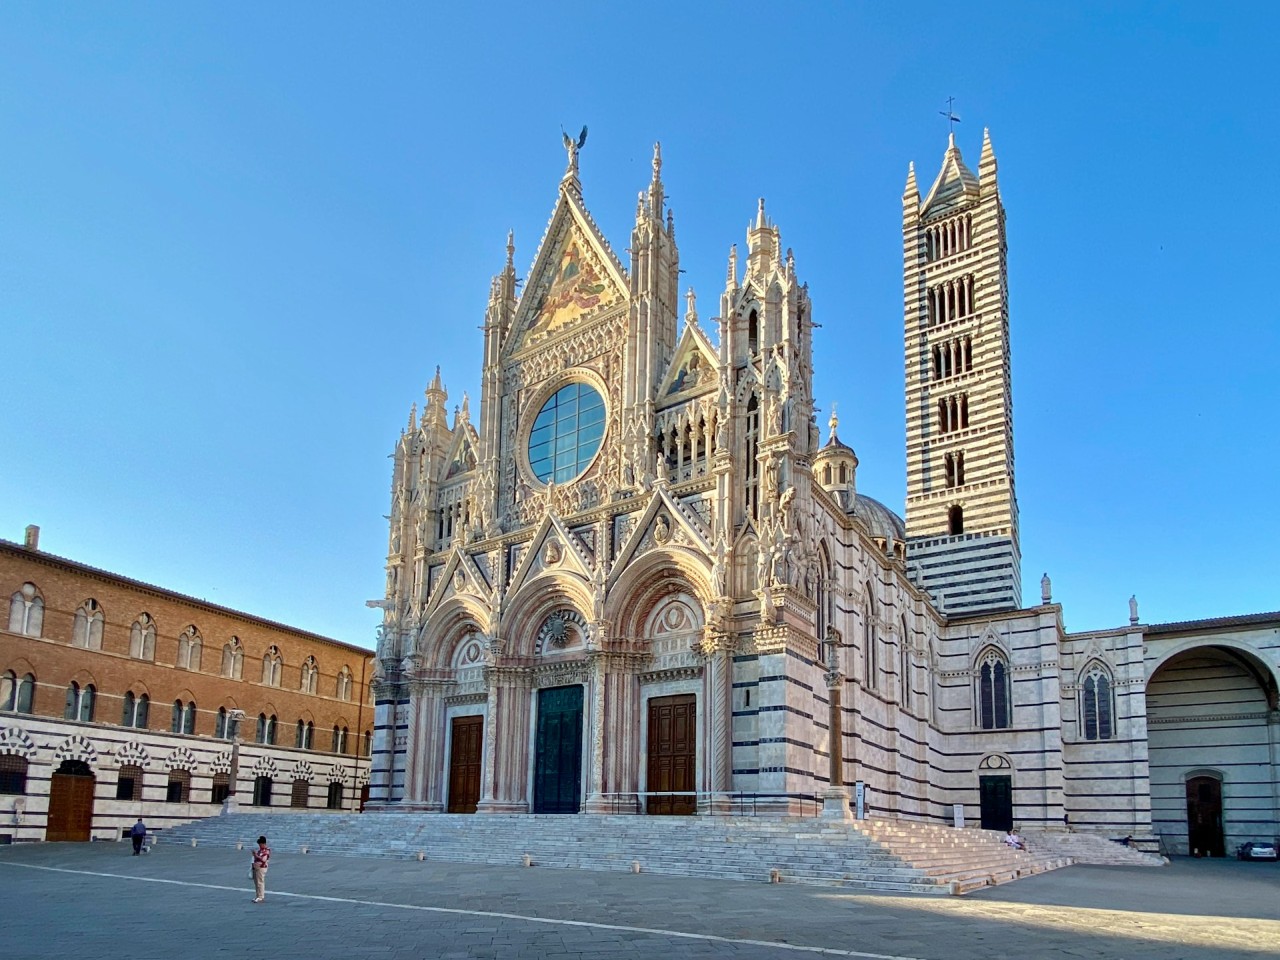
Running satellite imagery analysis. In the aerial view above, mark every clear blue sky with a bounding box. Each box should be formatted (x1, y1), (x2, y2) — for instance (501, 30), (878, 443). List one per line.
(2, 3), (1276, 647)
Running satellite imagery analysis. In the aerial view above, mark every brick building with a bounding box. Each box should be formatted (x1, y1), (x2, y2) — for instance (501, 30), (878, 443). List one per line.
(0, 527), (375, 842)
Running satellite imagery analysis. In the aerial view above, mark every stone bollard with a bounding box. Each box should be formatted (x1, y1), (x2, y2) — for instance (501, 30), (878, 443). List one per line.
(631, 860), (642, 874)
(191, 838), (198, 848)
(417, 851), (425, 862)
(301, 845), (308, 855)
(769, 868), (781, 883)
(236, 841), (243, 851)
(522, 853), (533, 867)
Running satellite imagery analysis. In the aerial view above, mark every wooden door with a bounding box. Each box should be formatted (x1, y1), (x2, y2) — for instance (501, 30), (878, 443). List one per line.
(1186, 776), (1224, 857)
(533, 685), (583, 814)
(447, 715), (483, 813)
(647, 694), (696, 815)
(979, 775), (1013, 831)
(47, 761), (95, 842)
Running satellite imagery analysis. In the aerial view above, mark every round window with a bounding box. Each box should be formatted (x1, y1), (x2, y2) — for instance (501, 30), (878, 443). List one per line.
(527, 382), (606, 484)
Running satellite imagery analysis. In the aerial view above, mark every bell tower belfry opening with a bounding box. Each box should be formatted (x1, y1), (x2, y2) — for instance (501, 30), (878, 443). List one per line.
(902, 129), (1021, 614)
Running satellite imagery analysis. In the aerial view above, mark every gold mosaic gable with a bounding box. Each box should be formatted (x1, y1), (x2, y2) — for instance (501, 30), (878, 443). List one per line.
(512, 214), (626, 352)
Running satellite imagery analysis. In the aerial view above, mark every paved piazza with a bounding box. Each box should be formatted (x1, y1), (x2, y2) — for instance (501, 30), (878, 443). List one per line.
(1, 843), (1276, 959)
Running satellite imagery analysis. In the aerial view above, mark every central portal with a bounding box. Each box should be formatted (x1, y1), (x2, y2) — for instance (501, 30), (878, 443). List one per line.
(647, 694), (696, 815)
(533, 684), (583, 813)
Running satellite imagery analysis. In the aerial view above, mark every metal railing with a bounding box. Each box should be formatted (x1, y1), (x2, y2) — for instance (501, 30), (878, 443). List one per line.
(600, 791), (824, 817)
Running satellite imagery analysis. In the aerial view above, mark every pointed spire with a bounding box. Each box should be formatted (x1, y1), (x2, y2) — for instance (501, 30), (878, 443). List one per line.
(647, 141), (665, 218)
(979, 127), (997, 185)
(652, 141), (662, 180)
(408, 402), (417, 434)
(666, 207), (675, 240)
(428, 365), (444, 396)
(726, 244), (738, 288)
(684, 287), (698, 328)
(903, 161), (919, 199)
(505, 229), (515, 271)
(755, 197), (767, 229)
(828, 402), (839, 442)
(459, 392), (471, 423)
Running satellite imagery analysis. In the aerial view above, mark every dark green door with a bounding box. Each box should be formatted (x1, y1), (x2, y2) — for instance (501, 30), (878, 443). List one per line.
(534, 685), (583, 814)
(979, 775), (1013, 831)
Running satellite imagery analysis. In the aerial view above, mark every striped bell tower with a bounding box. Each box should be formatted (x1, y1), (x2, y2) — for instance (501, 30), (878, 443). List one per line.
(902, 129), (1021, 614)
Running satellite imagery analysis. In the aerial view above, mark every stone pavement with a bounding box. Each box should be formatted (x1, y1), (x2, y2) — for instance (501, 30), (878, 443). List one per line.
(0, 842), (1276, 960)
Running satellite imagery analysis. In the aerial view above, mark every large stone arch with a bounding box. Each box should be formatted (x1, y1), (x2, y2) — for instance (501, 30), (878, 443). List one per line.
(606, 546), (712, 641)
(502, 571), (594, 659)
(1145, 641), (1279, 856)
(418, 596), (490, 670)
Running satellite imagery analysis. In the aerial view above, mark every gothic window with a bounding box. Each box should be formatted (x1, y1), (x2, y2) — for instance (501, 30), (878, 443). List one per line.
(177, 626), (203, 672)
(2, 671), (36, 713)
(864, 589), (877, 689)
(900, 616), (911, 705)
(171, 700), (196, 734)
(262, 646), (283, 686)
(222, 637), (244, 679)
(64, 681), (95, 721)
(8, 583), (44, 637)
(1081, 663), (1115, 741)
(527, 382), (606, 484)
(744, 395), (761, 522)
(166, 769), (190, 803)
(0, 754), (28, 795)
(336, 666), (353, 701)
(72, 600), (105, 649)
(300, 656), (318, 694)
(362, 730), (372, 757)
(332, 725), (348, 753)
(748, 308), (759, 354)
(978, 650), (1011, 729)
(215, 706), (227, 738)
(122, 691), (149, 728)
(130, 614), (157, 661)
(116, 764), (143, 801)
(256, 713), (277, 745)
(948, 504), (964, 535)
(295, 719), (314, 749)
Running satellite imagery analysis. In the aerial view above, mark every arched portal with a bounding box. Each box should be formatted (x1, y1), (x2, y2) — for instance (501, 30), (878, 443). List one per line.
(47, 759), (95, 841)
(1146, 645), (1277, 856)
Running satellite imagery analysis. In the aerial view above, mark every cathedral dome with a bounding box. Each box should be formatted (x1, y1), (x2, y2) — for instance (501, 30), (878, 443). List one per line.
(849, 493), (906, 545)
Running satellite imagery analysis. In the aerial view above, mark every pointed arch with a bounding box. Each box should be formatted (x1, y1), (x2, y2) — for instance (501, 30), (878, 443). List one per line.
(1079, 659), (1115, 741)
(975, 645), (1011, 729)
(8, 583), (44, 637)
(863, 585), (878, 689)
(72, 600), (105, 649)
(130, 614), (157, 661)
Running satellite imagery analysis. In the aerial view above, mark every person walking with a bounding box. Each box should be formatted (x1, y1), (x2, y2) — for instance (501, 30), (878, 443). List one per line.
(130, 818), (147, 855)
(250, 835), (271, 903)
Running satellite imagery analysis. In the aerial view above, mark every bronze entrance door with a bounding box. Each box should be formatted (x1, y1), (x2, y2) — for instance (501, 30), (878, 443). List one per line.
(1186, 776), (1225, 857)
(447, 715), (483, 813)
(47, 760), (95, 841)
(647, 694), (696, 815)
(533, 685), (583, 813)
(979, 775), (1013, 831)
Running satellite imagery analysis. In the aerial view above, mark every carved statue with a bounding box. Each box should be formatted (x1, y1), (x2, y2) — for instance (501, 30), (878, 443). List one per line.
(1041, 572), (1052, 604)
(653, 513), (671, 544)
(1129, 595), (1139, 624)
(562, 125), (588, 179)
(778, 485), (796, 531)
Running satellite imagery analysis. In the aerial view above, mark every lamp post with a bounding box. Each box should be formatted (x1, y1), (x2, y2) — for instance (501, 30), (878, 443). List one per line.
(222, 709), (247, 815)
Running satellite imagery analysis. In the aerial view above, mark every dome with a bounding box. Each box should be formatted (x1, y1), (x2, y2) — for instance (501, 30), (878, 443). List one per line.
(850, 493), (906, 544)
(814, 407), (858, 493)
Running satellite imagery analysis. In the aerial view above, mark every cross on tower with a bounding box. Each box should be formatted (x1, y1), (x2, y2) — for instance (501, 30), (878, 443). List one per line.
(939, 97), (961, 133)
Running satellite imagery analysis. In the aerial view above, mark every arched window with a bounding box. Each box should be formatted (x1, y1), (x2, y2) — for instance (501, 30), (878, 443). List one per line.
(948, 504), (964, 536)
(1081, 663), (1115, 741)
(336, 667), (353, 701)
(130, 614), (157, 661)
(305, 721), (314, 749)
(177, 626), (203, 672)
(64, 681), (95, 721)
(295, 719), (307, 748)
(257, 713), (268, 743)
(262, 646), (283, 687)
(222, 637), (244, 679)
(215, 706), (228, 738)
(1, 671), (34, 713)
(978, 649), (1011, 729)
(900, 616), (911, 705)
(332, 725), (348, 754)
(122, 691), (149, 728)
(744, 395), (761, 522)
(72, 600), (105, 649)
(326, 781), (344, 810)
(300, 656), (318, 694)
(747, 308), (759, 355)
(362, 730), (372, 757)
(266, 714), (277, 745)
(183, 701), (196, 734)
(291, 778), (310, 808)
(172, 700), (183, 733)
(864, 588), (878, 689)
(8, 583), (44, 637)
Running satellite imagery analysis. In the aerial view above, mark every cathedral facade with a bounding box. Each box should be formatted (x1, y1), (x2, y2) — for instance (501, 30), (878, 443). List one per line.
(368, 134), (1279, 856)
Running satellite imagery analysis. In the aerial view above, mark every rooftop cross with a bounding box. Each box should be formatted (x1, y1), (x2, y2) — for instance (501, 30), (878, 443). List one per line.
(939, 96), (961, 134)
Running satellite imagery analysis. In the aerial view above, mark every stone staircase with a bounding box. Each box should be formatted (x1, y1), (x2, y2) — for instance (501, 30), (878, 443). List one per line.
(1021, 830), (1166, 866)
(160, 812), (1072, 895)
